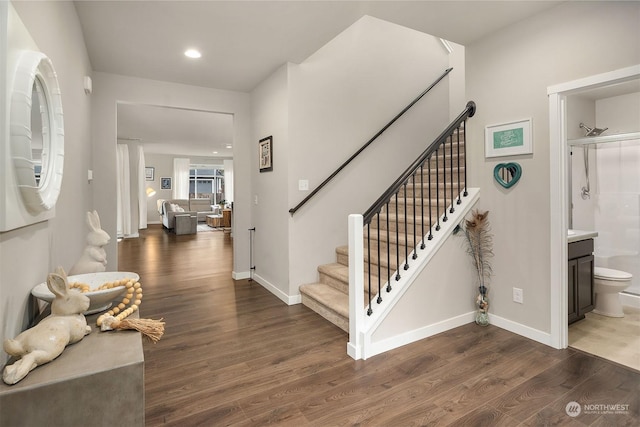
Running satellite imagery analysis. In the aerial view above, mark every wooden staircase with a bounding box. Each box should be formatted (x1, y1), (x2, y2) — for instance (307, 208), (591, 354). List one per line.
(300, 136), (465, 332)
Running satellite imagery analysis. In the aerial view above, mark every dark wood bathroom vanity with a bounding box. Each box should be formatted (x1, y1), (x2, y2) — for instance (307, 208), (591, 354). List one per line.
(568, 236), (596, 324)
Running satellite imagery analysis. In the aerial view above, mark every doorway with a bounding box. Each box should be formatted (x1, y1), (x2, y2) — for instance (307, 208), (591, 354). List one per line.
(116, 103), (234, 234)
(548, 65), (640, 364)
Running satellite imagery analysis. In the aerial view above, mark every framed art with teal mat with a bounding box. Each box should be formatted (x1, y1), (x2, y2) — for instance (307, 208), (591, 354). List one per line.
(485, 118), (532, 158)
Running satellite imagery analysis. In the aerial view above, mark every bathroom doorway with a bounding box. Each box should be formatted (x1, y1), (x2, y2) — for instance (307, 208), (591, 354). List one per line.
(548, 65), (640, 371)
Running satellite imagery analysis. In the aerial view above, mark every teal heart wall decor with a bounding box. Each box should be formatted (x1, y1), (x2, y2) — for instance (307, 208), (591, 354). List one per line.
(494, 162), (522, 189)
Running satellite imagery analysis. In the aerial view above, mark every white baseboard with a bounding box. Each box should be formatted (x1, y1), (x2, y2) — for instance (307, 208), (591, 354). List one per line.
(252, 273), (301, 305)
(353, 311), (554, 360)
(347, 342), (362, 360)
(290, 294), (302, 304)
(365, 311), (475, 359)
(488, 313), (552, 346)
(621, 292), (640, 309)
(232, 271), (250, 280)
(118, 232), (139, 239)
(232, 272), (302, 306)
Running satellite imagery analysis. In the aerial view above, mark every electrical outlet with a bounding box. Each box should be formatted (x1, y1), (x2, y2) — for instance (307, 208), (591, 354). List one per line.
(513, 287), (524, 304)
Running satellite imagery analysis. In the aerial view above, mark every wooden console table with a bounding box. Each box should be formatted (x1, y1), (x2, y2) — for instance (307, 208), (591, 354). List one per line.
(222, 209), (232, 228)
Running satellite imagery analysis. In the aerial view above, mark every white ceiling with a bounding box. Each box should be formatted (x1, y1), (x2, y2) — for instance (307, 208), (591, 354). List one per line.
(75, 0), (564, 158)
(116, 104), (234, 158)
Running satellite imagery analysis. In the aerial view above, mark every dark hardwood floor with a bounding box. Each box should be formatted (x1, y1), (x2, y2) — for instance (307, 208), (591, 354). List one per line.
(118, 225), (639, 426)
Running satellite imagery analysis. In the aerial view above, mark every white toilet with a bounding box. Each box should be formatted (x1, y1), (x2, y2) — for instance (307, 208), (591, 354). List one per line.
(593, 267), (633, 317)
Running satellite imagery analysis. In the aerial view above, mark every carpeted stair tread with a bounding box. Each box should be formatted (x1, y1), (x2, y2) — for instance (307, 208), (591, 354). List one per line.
(318, 263), (349, 293)
(300, 283), (348, 317)
(300, 283), (349, 332)
(388, 197), (465, 208)
(318, 262), (386, 292)
(335, 245), (402, 271)
(376, 212), (431, 226)
(336, 245), (349, 259)
(365, 228), (416, 246)
(318, 262), (348, 281)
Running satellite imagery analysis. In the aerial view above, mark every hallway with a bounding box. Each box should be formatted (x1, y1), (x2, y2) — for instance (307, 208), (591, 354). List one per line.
(118, 226), (639, 426)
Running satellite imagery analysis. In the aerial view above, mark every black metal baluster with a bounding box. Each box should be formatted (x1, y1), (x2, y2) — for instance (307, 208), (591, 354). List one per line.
(456, 126), (462, 205)
(435, 149), (441, 231)
(442, 143), (448, 222)
(420, 163), (425, 250)
(463, 120), (468, 197)
(386, 201), (392, 292)
(395, 192), (401, 280)
(367, 222), (372, 316)
(403, 182), (409, 270)
(412, 173), (417, 260)
(428, 157), (434, 240)
(449, 131), (455, 213)
(377, 214), (382, 304)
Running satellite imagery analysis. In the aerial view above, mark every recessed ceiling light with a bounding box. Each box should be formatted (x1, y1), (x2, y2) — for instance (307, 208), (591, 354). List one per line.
(225, 145), (232, 149)
(212, 151), (218, 154)
(184, 49), (201, 59)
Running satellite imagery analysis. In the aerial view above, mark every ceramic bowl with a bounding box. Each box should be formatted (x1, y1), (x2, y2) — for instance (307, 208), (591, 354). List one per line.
(32, 271), (139, 315)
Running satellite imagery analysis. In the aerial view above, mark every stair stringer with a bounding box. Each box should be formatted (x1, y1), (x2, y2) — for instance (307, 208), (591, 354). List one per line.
(347, 188), (480, 360)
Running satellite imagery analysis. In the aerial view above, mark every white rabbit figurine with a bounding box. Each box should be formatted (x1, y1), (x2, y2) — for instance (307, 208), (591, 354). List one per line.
(3, 267), (91, 385)
(69, 210), (111, 275)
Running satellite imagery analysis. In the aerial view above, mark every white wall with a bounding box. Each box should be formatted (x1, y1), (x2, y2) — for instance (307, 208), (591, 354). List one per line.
(91, 73), (251, 278)
(145, 152), (174, 223)
(466, 1), (640, 334)
(250, 64), (291, 298)
(287, 16), (452, 296)
(448, 40), (466, 120)
(223, 159), (233, 204)
(371, 230), (476, 342)
(597, 92), (640, 134)
(119, 140), (142, 237)
(1, 1), (93, 359)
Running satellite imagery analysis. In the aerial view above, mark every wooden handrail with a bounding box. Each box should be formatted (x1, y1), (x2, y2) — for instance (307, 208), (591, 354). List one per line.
(289, 67), (453, 215)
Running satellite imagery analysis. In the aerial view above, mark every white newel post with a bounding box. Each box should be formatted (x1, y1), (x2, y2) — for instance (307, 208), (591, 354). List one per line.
(347, 214), (364, 360)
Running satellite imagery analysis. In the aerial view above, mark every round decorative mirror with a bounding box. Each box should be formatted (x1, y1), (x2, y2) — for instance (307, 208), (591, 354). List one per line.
(10, 50), (64, 213)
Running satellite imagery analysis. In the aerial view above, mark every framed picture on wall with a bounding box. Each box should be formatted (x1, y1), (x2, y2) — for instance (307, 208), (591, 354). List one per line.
(485, 118), (532, 158)
(161, 177), (172, 190)
(145, 167), (155, 181)
(259, 135), (273, 172)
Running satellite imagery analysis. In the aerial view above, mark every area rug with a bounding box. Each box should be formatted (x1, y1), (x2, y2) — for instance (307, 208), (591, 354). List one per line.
(197, 224), (219, 232)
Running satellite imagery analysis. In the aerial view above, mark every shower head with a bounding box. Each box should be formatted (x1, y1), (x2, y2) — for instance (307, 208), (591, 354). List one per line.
(579, 122), (608, 137)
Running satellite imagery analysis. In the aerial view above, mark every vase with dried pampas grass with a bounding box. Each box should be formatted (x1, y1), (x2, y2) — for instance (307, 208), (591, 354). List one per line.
(463, 209), (493, 326)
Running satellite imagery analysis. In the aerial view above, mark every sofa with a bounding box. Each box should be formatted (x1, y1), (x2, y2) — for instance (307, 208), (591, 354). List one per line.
(159, 198), (219, 229)
(189, 199), (218, 222)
